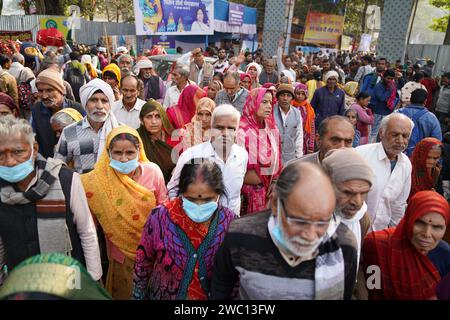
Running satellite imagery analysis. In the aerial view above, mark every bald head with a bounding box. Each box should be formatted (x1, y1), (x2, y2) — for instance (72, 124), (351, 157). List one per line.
(273, 161), (336, 220)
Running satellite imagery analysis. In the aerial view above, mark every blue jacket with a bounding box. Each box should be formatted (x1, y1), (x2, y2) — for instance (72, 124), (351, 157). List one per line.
(397, 104), (442, 142)
(360, 73), (379, 105)
(372, 81), (396, 116)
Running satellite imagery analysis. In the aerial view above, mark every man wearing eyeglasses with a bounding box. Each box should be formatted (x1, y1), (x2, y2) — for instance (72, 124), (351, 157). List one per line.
(210, 161), (358, 300)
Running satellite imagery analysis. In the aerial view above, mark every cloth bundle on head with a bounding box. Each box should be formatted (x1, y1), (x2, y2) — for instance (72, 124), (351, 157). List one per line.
(344, 81), (359, 97)
(324, 70), (339, 83)
(0, 92), (19, 115)
(245, 62), (262, 77)
(79, 78), (120, 161)
(98, 47), (107, 53)
(35, 66), (66, 95)
(133, 58), (153, 76)
(363, 190), (450, 300)
(322, 148), (374, 187)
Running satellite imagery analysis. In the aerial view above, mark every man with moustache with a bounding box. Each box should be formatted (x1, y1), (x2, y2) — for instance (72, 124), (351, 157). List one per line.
(356, 113), (413, 231)
(273, 84), (303, 164)
(54, 79), (120, 174)
(322, 148), (374, 262)
(112, 75), (145, 129)
(167, 104), (248, 216)
(31, 66), (86, 158)
(210, 161), (358, 300)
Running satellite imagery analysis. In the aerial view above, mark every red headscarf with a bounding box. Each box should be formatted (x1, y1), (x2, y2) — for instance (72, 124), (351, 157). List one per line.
(166, 84), (206, 129)
(410, 138), (443, 198)
(0, 92), (19, 117)
(238, 88), (281, 189)
(239, 73), (252, 91)
(362, 190), (450, 300)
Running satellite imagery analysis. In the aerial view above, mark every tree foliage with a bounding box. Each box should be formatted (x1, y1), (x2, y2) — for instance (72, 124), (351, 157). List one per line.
(428, 0), (450, 32)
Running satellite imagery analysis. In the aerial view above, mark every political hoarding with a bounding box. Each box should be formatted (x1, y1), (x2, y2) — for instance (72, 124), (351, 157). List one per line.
(134, 0), (214, 36)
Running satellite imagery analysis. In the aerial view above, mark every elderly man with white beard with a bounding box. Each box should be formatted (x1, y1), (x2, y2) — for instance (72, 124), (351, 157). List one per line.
(54, 79), (120, 174)
(210, 161), (358, 300)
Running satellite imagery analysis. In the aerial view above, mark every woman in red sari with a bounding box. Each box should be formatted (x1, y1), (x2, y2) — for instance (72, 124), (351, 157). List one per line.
(166, 84), (206, 129)
(362, 190), (450, 300)
(410, 137), (443, 199)
(292, 83), (315, 155)
(238, 87), (282, 216)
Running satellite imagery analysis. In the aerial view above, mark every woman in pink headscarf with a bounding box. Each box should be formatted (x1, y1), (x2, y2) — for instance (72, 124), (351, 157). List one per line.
(166, 84), (206, 129)
(238, 87), (282, 216)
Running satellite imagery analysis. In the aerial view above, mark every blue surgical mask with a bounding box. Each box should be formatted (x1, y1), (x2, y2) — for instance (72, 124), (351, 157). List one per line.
(270, 215), (291, 253)
(0, 148), (35, 183)
(109, 154), (139, 174)
(182, 196), (219, 223)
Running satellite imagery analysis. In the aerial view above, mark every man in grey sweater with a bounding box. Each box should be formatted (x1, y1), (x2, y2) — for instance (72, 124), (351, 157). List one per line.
(215, 71), (249, 113)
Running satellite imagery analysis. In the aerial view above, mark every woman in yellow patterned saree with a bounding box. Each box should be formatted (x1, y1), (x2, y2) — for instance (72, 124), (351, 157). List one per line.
(81, 125), (167, 299)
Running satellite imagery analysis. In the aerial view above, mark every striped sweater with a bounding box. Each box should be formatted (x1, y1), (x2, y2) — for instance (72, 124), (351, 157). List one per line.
(210, 210), (358, 300)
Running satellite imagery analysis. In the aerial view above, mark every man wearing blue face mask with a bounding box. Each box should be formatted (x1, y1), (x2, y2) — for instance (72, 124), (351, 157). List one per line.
(0, 115), (102, 286)
(211, 161), (358, 300)
(132, 158), (235, 300)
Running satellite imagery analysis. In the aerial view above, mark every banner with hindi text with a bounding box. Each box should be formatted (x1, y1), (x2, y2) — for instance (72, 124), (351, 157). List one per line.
(303, 12), (344, 46)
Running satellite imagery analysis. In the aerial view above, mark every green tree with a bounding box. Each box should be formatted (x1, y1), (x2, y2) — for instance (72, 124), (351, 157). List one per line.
(429, 0), (450, 32)
(428, 0), (450, 44)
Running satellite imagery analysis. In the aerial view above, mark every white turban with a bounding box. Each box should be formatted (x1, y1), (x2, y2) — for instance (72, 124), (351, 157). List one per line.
(81, 54), (92, 65)
(80, 78), (115, 109)
(133, 59), (153, 76)
(246, 62), (262, 77)
(79, 79), (119, 161)
(116, 46), (128, 54)
(324, 70), (339, 82)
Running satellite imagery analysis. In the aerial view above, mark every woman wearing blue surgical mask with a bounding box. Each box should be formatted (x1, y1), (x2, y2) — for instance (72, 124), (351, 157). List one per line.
(81, 125), (167, 299)
(132, 158), (236, 300)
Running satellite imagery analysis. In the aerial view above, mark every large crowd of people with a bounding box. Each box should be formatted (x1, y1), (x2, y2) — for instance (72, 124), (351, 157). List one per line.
(0, 38), (449, 300)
